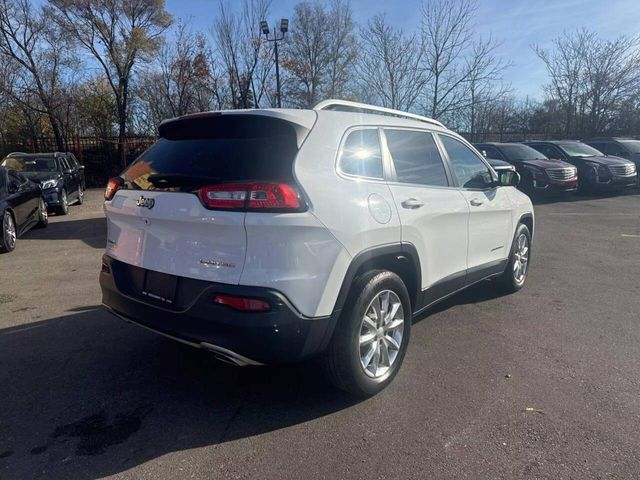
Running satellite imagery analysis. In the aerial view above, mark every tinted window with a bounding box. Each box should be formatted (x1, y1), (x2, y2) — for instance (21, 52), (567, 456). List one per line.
(479, 145), (502, 160)
(121, 115), (301, 191)
(529, 144), (562, 159)
(619, 140), (640, 153)
(1, 157), (58, 172)
(440, 135), (492, 189)
(558, 142), (602, 157)
(500, 144), (548, 162)
(601, 143), (627, 156)
(385, 130), (448, 186)
(338, 129), (384, 179)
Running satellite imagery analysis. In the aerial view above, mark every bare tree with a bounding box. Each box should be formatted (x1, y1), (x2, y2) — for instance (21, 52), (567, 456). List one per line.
(138, 20), (213, 126)
(212, 0), (271, 109)
(282, 0), (356, 107)
(357, 14), (425, 111)
(534, 30), (591, 137)
(421, 0), (476, 119)
(50, 0), (172, 168)
(0, 0), (76, 150)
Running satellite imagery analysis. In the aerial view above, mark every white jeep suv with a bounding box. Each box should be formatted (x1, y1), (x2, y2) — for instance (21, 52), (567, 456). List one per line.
(100, 100), (534, 396)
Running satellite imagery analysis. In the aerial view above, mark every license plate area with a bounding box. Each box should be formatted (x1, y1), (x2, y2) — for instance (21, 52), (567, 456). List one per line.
(143, 270), (178, 305)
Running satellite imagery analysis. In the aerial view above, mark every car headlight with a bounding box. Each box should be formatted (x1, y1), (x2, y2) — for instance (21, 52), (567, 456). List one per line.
(40, 179), (58, 190)
(524, 165), (544, 177)
(584, 161), (600, 171)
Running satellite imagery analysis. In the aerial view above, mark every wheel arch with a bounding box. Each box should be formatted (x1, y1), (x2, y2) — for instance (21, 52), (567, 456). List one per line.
(332, 243), (421, 315)
(518, 213), (534, 239)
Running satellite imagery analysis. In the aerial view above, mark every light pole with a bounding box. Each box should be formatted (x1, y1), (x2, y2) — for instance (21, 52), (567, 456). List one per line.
(260, 18), (288, 108)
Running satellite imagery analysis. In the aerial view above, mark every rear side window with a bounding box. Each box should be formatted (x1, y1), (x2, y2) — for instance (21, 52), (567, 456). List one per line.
(385, 130), (448, 186)
(121, 115), (301, 191)
(338, 129), (384, 179)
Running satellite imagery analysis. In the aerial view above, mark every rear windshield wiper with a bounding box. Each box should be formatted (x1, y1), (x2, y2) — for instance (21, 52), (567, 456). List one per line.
(147, 173), (221, 188)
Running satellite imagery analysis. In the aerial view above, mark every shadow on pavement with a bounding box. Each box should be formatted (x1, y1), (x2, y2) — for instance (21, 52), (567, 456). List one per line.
(23, 217), (106, 249)
(0, 307), (359, 479)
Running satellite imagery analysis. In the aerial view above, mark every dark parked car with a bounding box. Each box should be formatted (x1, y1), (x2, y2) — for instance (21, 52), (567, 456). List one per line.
(0, 167), (48, 253)
(523, 140), (637, 192)
(485, 157), (516, 173)
(475, 142), (578, 196)
(1, 152), (84, 214)
(584, 137), (640, 172)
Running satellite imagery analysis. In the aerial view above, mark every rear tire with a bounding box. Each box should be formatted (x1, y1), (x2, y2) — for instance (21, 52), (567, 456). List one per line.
(323, 270), (411, 397)
(497, 223), (531, 293)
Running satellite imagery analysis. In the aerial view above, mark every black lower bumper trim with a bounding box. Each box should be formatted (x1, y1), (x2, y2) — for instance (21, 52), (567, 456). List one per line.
(100, 255), (333, 364)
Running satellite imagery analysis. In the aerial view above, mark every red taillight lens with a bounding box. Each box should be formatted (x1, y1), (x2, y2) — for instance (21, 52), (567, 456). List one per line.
(213, 294), (271, 312)
(198, 182), (303, 211)
(105, 177), (120, 201)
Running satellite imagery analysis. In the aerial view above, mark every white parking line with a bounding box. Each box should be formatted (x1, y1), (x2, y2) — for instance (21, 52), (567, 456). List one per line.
(621, 234), (640, 238)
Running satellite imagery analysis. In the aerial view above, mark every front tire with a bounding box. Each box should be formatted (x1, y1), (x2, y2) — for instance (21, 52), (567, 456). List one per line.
(57, 189), (69, 215)
(0, 211), (17, 253)
(76, 185), (84, 205)
(36, 198), (48, 228)
(324, 270), (412, 397)
(497, 223), (531, 293)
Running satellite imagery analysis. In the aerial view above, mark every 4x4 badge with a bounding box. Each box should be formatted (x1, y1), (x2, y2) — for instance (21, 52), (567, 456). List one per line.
(136, 195), (155, 209)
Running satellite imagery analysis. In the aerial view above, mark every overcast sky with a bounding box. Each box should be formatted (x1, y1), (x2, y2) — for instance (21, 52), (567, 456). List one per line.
(164, 0), (640, 99)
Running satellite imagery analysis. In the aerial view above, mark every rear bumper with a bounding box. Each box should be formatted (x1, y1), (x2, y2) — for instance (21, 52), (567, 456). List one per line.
(100, 255), (334, 365)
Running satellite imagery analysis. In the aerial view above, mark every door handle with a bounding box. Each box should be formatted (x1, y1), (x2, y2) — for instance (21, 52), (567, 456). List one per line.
(469, 198), (484, 206)
(401, 198), (424, 209)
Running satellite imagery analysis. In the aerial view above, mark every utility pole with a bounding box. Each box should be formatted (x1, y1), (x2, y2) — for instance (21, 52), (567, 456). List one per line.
(260, 18), (288, 108)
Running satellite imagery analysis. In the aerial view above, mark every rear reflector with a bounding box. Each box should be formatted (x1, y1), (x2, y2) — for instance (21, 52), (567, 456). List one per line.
(213, 294), (271, 312)
(105, 177), (120, 201)
(198, 182), (303, 211)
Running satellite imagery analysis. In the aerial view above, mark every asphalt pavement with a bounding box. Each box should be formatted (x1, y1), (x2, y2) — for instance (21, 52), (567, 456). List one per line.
(1, 188), (639, 479)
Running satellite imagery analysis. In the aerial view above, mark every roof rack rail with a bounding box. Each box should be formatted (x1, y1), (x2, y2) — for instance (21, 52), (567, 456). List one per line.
(313, 99), (444, 128)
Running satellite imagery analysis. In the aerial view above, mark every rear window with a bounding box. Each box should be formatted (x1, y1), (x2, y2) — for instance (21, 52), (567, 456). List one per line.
(120, 115), (301, 191)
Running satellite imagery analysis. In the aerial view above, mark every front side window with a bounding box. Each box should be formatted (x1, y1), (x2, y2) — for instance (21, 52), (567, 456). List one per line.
(338, 129), (384, 179)
(480, 145), (503, 160)
(440, 135), (493, 189)
(385, 129), (448, 186)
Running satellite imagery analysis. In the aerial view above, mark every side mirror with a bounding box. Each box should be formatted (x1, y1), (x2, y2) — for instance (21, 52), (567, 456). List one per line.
(499, 170), (520, 187)
(8, 183), (18, 194)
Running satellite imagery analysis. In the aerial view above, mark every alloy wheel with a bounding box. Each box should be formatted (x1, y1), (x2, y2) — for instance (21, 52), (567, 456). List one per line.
(359, 290), (405, 378)
(4, 213), (16, 249)
(40, 199), (48, 222)
(513, 233), (529, 284)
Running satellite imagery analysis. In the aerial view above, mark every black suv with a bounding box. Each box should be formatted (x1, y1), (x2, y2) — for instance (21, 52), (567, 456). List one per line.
(523, 140), (637, 192)
(0, 152), (85, 215)
(584, 137), (640, 172)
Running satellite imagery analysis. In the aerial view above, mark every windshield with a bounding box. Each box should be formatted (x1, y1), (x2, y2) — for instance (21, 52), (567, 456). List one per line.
(558, 143), (602, 157)
(619, 140), (640, 153)
(1, 157), (58, 173)
(499, 144), (548, 162)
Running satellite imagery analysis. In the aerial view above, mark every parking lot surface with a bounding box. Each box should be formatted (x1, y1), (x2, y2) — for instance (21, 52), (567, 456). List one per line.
(1, 188), (639, 479)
